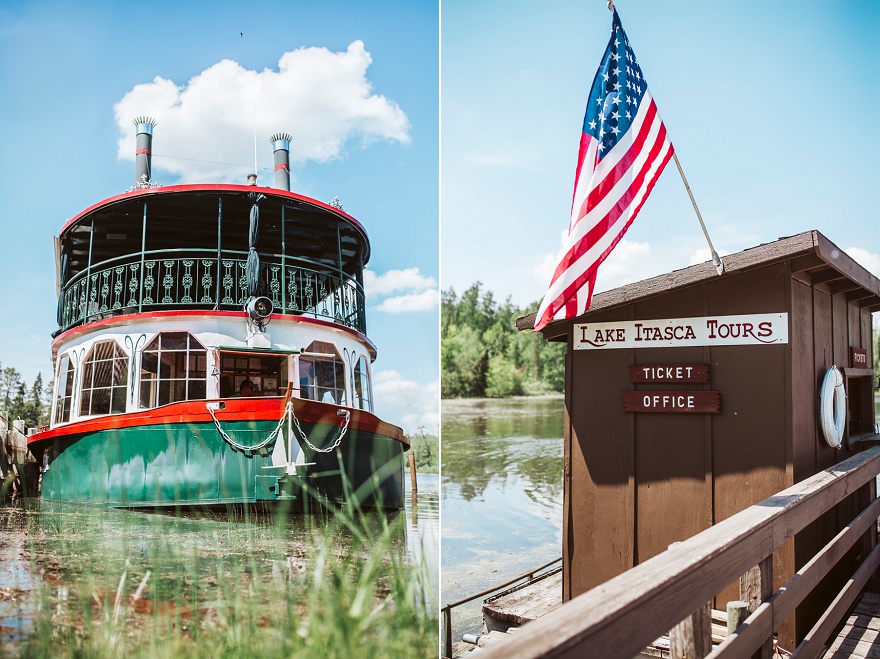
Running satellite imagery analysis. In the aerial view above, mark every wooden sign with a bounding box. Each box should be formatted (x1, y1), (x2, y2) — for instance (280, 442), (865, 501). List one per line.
(622, 391), (721, 414)
(851, 347), (868, 369)
(630, 364), (709, 383)
(574, 313), (788, 350)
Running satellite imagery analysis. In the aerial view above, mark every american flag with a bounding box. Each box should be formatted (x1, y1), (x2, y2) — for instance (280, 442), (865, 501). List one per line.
(534, 10), (673, 331)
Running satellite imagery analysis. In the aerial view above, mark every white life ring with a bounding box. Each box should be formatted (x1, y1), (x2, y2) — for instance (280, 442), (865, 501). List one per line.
(819, 366), (846, 449)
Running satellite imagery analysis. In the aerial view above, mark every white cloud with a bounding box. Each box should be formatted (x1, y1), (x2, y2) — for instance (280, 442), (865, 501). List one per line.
(364, 267), (438, 314)
(533, 234), (672, 296)
(363, 267), (436, 295)
(372, 370), (439, 434)
(114, 41), (410, 183)
(531, 228), (569, 288)
(845, 247), (880, 277)
(375, 289), (439, 314)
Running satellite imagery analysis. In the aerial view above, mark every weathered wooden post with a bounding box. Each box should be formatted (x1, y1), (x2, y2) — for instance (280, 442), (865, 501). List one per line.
(739, 557), (773, 658)
(409, 450), (418, 493)
(670, 601), (712, 659)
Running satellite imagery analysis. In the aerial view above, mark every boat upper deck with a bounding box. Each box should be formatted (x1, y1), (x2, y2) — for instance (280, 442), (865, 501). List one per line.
(56, 185), (371, 335)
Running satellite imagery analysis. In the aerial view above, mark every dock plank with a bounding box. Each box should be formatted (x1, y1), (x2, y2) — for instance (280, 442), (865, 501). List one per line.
(823, 590), (880, 658)
(482, 570), (562, 629)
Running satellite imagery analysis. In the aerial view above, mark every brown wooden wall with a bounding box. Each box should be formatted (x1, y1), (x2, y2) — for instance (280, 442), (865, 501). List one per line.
(563, 259), (875, 648)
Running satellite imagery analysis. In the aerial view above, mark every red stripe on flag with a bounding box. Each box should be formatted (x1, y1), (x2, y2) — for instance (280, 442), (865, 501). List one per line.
(535, 126), (673, 331)
(549, 118), (669, 285)
(576, 101), (660, 221)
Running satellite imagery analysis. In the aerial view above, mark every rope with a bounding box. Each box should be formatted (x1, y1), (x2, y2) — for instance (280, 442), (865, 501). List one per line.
(207, 400), (351, 455)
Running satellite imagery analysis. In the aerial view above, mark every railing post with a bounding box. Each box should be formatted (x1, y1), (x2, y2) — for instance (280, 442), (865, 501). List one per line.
(139, 202), (147, 313)
(670, 601), (712, 659)
(739, 557), (773, 659)
(444, 606), (452, 659)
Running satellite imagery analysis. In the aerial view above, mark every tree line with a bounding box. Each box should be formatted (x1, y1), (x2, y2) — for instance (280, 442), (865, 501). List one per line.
(441, 283), (565, 398)
(0, 365), (50, 429)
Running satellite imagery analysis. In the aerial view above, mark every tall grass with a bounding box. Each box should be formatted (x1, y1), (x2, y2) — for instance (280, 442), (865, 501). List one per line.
(9, 494), (435, 658)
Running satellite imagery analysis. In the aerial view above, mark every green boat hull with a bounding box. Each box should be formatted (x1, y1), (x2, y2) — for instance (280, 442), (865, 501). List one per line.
(38, 420), (407, 510)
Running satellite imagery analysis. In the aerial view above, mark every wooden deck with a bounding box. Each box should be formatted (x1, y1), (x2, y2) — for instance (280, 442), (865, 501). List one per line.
(475, 447), (880, 658)
(823, 591), (880, 658)
(482, 568), (562, 632)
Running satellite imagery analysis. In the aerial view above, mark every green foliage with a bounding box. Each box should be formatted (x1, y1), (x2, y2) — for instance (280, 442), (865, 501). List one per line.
(409, 426), (439, 473)
(441, 323), (487, 397)
(874, 325), (879, 374)
(441, 282), (565, 398)
(485, 354), (524, 398)
(0, 361), (48, 428)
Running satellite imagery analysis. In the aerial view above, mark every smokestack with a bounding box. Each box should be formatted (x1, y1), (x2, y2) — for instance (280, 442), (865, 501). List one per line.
(133, 116), (157, 187)
(270, 133), (292, 191)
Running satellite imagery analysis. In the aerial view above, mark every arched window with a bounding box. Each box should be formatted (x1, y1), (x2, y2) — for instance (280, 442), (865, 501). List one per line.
(79, 340), (128, 417)
(299, 341), (346, 406)
(139, 332), (207, 408)
(53, 353), (75, 424)
(353, 355), (372, 412)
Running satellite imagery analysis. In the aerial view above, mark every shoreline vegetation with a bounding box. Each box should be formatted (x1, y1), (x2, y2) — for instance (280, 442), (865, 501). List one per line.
(442, 283), (565, 399)
(408, 428), (438, 474)
(2, 498), (436, 658)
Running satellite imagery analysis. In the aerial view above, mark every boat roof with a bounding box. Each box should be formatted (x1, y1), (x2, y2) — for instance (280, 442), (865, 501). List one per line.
(517, 230), (880, 333)
(60, 183), (370, 260)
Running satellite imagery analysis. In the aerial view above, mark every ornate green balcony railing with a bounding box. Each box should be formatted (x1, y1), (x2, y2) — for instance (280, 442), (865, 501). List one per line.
(58, 251), (366, 334)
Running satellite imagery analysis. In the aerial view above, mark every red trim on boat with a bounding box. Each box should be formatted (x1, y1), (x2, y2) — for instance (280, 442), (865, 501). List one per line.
(28, 397), (407, 448)
(51, 309), (378, 358)
(59, 184), (365, 236)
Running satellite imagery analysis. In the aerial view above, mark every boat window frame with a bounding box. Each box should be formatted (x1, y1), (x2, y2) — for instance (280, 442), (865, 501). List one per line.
(353, 354), (373, 413)
(78, 339), (129, 418)
(138, 331), (208, 409)
(52, 352), (76, 425)
(299, 341), (348, 406)
(216, 350), (290, 398)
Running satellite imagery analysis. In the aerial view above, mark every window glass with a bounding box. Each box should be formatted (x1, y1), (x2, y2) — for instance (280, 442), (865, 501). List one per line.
(353, 355), (372, 412)
(53, 353), (75, 424)
(139, 332), (207, 408)
(300, 341), (347, 406)
(217, 352), (288, 397)
(79, 340), (128, 417)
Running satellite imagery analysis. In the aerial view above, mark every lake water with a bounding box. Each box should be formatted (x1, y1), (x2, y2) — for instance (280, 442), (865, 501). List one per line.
(441, 396), (564, 643)
(0, 474), (438, 652)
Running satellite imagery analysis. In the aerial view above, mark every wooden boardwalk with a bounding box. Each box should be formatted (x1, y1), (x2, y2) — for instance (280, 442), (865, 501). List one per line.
(823, 592), (880, 658)
(482, 568), (562, 632)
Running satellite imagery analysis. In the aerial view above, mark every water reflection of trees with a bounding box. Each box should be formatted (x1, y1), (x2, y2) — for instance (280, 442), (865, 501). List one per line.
(442, 399), (564, 502)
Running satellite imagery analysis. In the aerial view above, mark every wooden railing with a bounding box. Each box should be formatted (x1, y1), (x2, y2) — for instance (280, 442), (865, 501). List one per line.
(480, 446), (880, 659)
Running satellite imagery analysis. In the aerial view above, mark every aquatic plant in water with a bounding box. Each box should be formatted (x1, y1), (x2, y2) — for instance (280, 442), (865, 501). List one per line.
(5, 490), (435, 658)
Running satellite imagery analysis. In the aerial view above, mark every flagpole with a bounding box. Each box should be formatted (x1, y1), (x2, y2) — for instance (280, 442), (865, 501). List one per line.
(606, 0), (722, 276)
(672, 153), (724, 275)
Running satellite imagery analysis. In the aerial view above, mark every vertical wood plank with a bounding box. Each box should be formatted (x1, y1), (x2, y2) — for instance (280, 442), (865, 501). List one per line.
(670, 601), (712, 659)
(739, 557), (774, 659)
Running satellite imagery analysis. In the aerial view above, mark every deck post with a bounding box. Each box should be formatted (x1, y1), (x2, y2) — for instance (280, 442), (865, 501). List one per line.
(409, 450), (418, 494)
(670, 601), (712, 659)
(739, 557), (773, 658)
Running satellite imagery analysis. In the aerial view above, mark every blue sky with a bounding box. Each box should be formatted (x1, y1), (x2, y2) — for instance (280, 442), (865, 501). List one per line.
(441, 1), (880, 309)
(0, 0), (439, 432)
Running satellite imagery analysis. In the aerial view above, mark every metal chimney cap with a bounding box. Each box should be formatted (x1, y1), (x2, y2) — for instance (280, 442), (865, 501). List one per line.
(269, 132), (292, 151)
(247, 174), (258, 186)
(133, 116), (157, 135)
